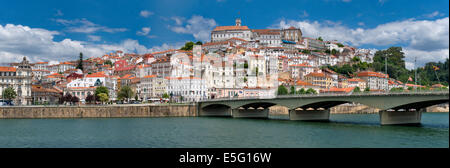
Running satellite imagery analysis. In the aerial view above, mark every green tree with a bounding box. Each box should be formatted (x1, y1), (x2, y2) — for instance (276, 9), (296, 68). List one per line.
(95, 86), (109, 97)
(331, 49), (338, 55)
(373, 47), (406, 80)
(195, 41), (203, 45)
(352, 56), (361, 63)
(162, 93), (170, 99)
(2, 87), (17, 102)
(336, 43), (344, 47)
(277, 85), (288, 95)
(76, 52), (84, 71)
(118, 86), (134, 102)
(353, 87), (361, 93)
(98, 93), (109, 104)
(306, 88), (317, 94)
(317, 37), (323, 41)
(297, 88), (306, 94)
(180, 41), (195, 51)
(390, 87), (404, 92)
(104, 60), (113, 67)
(364, 87), (370, 92)
(289, 86), (296, 95)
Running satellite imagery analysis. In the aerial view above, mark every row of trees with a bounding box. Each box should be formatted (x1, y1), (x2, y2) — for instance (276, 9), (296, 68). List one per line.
(59, 85), (137, 105)
(277, 85), (317, 95)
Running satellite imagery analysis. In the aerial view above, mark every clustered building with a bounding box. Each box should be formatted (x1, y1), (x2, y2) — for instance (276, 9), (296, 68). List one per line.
(1, 18), (412, 105)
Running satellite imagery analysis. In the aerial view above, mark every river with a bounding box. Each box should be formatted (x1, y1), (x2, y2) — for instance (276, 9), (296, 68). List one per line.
(0, 113), (448, 148)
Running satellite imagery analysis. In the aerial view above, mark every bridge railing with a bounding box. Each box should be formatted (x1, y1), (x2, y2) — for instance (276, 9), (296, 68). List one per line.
(199, 90), (449, 102)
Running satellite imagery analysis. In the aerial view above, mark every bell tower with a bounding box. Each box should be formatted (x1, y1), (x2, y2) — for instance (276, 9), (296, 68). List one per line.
(235, 18), (241, 26)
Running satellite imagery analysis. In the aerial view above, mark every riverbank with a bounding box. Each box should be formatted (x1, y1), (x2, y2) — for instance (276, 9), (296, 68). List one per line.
(0, 103), (447, 119)
(0, 104), (197, 119)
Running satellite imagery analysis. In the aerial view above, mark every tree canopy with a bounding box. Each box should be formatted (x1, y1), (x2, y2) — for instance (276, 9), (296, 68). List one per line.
(95, 86), (109, 97)
(118, 86), (134, 101)
(2, 87), (17, 101)
(98, 93), (109, 104)
(180, 41), (195, 51)
(277, 85), (288, 95)
(76, 52), (84, 71)
(289, 86), (296, 94)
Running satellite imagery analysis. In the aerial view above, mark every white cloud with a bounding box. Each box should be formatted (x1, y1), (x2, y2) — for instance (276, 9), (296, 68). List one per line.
(87, 35), (101, 41)
(403, 48), (449, 69)
(54, 18), (127, 34)
(55, 10), (64, 16)
(358, 22), (365, 26)
(171, 16), (184, 25)
(0, 24), (178, 64)
(136, 27), (151, 36)
(425, 11), (440, 18)
(272, 17), (449, 68)
(169, 15), (217, 42)
(140, 10), (154, 18)
(147, 42), (185, 53)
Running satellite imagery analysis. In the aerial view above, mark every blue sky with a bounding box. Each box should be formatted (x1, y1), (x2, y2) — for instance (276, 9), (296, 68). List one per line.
(0, 0), (448, 69)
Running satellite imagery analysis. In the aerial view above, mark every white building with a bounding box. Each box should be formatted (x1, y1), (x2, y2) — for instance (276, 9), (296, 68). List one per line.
(0, 57), (32, 105)
(356, 71), (389, 91)
(211, 18), (252, 42)
(166, 76), (207, 102)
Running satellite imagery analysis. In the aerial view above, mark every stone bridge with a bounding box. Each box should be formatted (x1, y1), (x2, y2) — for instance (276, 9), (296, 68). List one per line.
(197, 91), (449, 125)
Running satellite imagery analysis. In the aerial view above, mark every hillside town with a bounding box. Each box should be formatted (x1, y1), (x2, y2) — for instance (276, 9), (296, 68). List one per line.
(0, 18), (444, 106)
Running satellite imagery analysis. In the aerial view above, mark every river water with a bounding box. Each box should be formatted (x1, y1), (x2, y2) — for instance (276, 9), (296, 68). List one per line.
(0, 113), (448, 148)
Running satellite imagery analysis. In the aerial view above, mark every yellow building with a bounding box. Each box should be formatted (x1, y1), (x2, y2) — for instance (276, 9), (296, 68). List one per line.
(305, 72), (334, 89)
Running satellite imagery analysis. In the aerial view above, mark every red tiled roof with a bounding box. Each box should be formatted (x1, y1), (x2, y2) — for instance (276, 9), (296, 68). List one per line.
(119, 74), (134, 80)
(165, 76), (202, 80)
(347, 78), (365, 82)
(115, 65), (136, 71)
(290, 63), (311, 67)
(213, 26), (250, 31)
(321, 87), (355, 93)
(143, 75), (157, 79)
(296, 80), (313, 86)
(357, 71), (389, 78)
(0, 67), (16, 72)
(86, 72), (108, 78)
(32, 85), (62, 93)
(34, 62), (48, 64)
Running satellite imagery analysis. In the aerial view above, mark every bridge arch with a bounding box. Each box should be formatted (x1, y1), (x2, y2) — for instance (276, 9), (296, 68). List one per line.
(293, 101), (352, 110)
(199, 104), (232, 117)
(388, 99), (449, 111)
(237, 102), (278, 109)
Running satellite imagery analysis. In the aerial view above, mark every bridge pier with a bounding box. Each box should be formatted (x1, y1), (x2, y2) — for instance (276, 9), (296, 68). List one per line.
(232, 108), (269, 118)
(289, 109), (330, 121)
(379, 110), (422, 125)
(199, 105), (232, 117)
